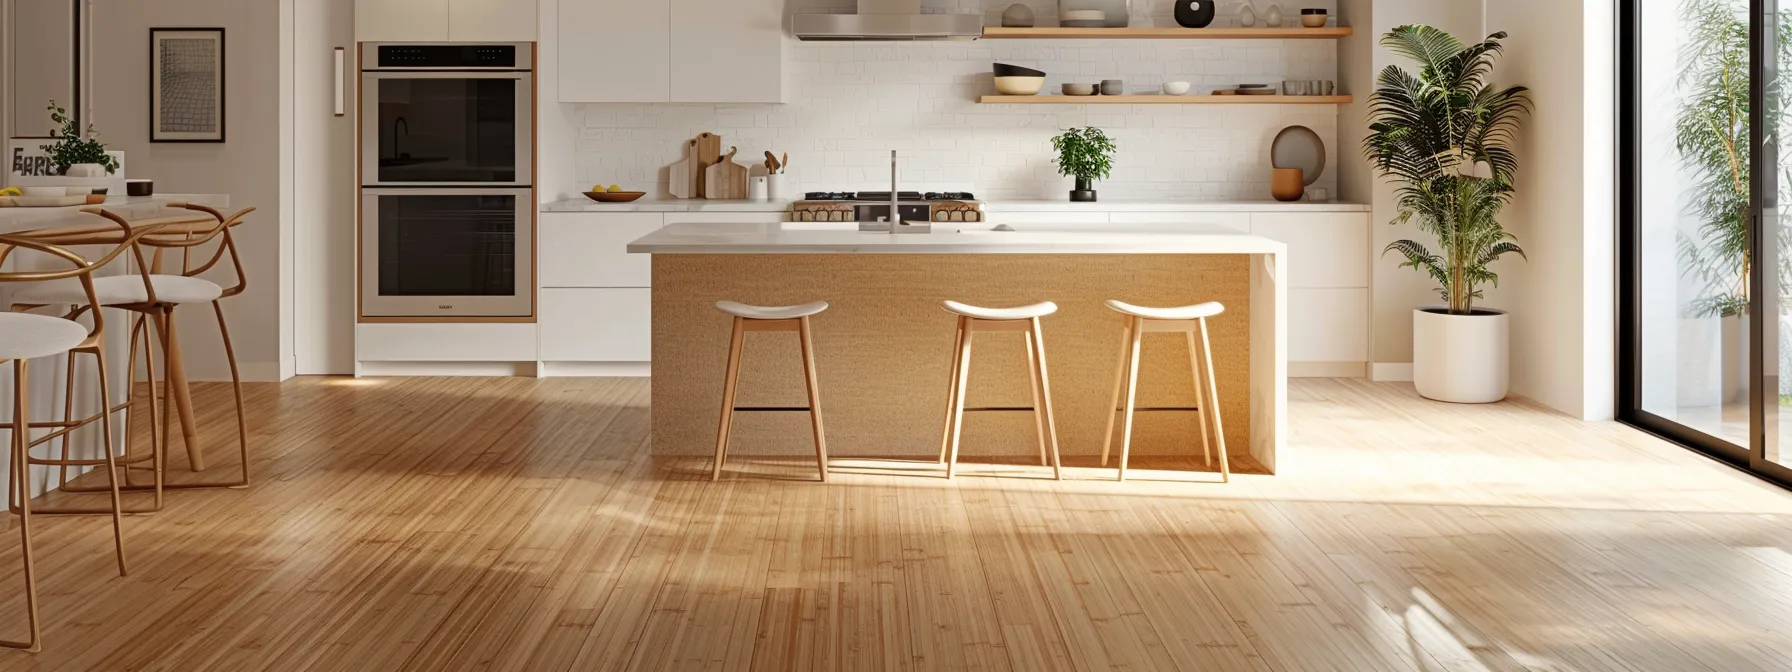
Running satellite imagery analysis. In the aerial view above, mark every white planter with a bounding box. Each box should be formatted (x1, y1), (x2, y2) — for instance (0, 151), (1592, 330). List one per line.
(1412, 307), (1509, 404)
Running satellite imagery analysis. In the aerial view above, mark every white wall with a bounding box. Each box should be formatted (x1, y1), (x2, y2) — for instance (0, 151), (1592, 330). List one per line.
(291, 0), (355, 375)
(89, 0), (285, 382)
(1485, 0), (1615, 420)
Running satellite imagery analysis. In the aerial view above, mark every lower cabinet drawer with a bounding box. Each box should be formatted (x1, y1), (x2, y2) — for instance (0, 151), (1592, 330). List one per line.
(539, 288), (651, 362)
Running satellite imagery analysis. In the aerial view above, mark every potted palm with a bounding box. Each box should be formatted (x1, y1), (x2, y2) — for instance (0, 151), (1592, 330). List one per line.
(1051, 127), (1116, 202)
(1364, 26), (1531, 403)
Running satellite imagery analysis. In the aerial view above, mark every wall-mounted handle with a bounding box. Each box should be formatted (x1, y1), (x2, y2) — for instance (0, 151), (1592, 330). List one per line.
(333, 47), (346, 116)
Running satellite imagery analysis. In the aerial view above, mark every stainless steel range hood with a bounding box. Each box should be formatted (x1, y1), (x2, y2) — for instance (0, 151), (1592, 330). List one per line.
(792, 0), (982, 41)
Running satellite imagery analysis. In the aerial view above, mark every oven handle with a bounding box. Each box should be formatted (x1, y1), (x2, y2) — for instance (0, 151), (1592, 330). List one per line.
(361, 187), (534, 197)
(361, 70), (533, 81)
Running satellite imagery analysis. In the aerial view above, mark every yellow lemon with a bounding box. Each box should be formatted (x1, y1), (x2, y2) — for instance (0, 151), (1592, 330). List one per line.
(607, 184), (623, 193)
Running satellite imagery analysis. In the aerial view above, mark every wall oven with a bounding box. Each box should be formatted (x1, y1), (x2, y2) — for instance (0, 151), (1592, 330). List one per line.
(360, 43), (534, 319)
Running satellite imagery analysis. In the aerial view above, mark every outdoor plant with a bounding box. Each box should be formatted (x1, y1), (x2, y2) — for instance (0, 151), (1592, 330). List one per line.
(1051, 127), (1117, 183)
(1363, 25), (1531, 315)
(1674, 0), (1792, 319)
(40, 100), (119, 175)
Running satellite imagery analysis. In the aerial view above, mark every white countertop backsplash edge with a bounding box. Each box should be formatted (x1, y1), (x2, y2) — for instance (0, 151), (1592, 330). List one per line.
(542, 198), (1370, 214)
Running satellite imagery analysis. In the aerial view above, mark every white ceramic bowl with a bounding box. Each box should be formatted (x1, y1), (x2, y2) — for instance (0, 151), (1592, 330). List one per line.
(1162, 81), (1191, 95)
(994, 76), (1046, 95)
(1061, 9), (1105, 21)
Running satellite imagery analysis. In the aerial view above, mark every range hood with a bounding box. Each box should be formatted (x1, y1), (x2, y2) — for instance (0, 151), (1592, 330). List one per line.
(792, 0), (982, 41)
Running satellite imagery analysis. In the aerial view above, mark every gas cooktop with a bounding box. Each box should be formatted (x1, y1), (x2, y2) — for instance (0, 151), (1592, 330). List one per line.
(803, 191), (977, 202)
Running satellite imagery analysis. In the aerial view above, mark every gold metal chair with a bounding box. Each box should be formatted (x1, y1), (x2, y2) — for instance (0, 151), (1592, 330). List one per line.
(17, 203), (255, 505)
(0, 214), (155, 651)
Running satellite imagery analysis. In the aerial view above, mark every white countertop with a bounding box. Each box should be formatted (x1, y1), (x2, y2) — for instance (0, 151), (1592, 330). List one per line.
(0, 194), (231, 234)
(544, 197), (1368, 214)
(628, 222), (1288, 255)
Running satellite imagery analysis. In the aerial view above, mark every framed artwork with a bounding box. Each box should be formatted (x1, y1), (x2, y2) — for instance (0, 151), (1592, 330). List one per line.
(149, 28), (225, 142)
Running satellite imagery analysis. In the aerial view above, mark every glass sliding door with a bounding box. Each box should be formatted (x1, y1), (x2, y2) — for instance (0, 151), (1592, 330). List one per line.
(1621, 0), (1792, 485)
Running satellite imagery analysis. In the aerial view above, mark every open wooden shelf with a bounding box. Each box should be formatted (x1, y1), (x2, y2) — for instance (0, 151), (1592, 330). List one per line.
(979, 94), (1352, 105)
(980, 26), (1353, 39)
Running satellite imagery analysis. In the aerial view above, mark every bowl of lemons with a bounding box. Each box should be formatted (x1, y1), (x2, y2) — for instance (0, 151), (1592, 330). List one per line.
(582, 184), (646, 203)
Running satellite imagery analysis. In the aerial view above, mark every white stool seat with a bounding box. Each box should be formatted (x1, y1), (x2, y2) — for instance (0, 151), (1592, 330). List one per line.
(715, 300), (830, 320)
(14, 274), (224, 307)
(941, 300), (1058, 321)
(1104, 300), (1225, 321)
(0, 313), (88, 360)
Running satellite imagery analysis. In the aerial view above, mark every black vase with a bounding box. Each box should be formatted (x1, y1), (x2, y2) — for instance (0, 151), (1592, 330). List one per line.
(1070, 177), (1097, 202)
(1174, 0), (1217, 28)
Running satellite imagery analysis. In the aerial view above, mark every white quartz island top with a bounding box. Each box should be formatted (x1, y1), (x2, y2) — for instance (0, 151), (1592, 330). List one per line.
(0, 194), (231, 234)
(628, 222), (1289, 255)
(546, 197), (1368, 214)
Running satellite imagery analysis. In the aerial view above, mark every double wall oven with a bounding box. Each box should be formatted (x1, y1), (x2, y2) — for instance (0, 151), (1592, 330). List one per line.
(360, 43), (534, 319)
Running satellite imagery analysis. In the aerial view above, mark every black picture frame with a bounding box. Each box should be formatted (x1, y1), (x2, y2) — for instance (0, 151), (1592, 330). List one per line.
(149, 27), (225, 143)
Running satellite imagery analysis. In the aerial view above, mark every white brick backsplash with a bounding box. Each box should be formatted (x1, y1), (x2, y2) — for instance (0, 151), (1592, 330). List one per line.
(568, 3), (1341, 201)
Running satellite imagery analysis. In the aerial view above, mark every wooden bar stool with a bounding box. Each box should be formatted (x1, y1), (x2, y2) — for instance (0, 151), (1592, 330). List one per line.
(937, 300), (1063, 480)
(1099, 300), (1230, 483)
(711, 300), (829, 482)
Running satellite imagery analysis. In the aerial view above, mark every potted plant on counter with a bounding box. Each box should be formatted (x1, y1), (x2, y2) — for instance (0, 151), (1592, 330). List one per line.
(41, 100), (120, 177)
(1364, 25), (1531, 403)
(1051, 126), (1115, 202)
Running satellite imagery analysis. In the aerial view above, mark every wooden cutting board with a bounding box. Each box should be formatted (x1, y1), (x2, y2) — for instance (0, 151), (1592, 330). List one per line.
(668, 139), (700, 199)
(704, 147), (748, 200)
(695, 132), (722, 198)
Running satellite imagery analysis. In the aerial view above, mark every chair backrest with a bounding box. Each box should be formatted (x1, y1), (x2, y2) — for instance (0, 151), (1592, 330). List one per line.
(0, 208), (166, 338)
(143, 203), (256, 299)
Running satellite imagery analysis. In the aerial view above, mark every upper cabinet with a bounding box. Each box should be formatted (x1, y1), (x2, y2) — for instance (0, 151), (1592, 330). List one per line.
(559, 0), (785, 104)
(559, 0), (669, 102)
(358, 0), (537, 42)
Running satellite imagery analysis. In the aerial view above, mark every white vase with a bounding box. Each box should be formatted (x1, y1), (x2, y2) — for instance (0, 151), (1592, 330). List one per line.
(1412, 307), (1509, 404)
(1237, 3), (1257, 27)
(1264, 4), (1284, 27)
(65, 163), (108, 178)
(767, 173), (791, 200)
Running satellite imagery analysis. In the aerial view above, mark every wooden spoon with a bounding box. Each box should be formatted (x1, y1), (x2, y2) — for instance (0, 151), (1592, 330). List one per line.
(764, 151), (780, 174)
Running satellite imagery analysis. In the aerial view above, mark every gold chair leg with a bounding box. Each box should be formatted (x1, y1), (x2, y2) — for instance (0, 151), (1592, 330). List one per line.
(1099, 317), (1133, 468)
(1186, 330), (1214, 470)
(158, 307), (206, 472)
(937, 317), (966, 465)
(1029, 318), (1063, 481)
(796, 316), (828, 483)
(213, 301), (250, 488)
(1117, 319), (1145, 482)
(945, 322), (973, 480)
(1197, 318), (1231, 483)
(56, 347), (76, 489)
(93, 346), (129, 576)
(2, 359), (43, 651)
(712, 317), (746, 482)
(58, 315), (167, 512)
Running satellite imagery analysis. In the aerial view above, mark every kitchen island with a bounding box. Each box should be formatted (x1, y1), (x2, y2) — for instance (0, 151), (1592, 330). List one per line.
(630, 222), (1288, 474)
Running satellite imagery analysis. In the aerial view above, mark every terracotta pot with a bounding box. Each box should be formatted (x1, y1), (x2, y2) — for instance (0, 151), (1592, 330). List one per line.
(1270, 168), (1304, 201)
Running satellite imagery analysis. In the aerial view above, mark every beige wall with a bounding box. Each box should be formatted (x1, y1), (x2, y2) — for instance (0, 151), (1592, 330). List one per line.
(89, 0), (285, 381)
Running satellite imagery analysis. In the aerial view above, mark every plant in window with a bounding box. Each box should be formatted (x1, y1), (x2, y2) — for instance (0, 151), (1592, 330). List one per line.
(39, 100), (119, 176)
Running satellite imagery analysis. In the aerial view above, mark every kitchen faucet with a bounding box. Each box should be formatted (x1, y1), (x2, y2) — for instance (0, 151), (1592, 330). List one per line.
(393, 116), (410, 159)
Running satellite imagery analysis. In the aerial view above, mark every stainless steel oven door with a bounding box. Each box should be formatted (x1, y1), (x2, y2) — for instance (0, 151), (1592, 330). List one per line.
(361, 187), (533, 318)
(361, 70), (533, 187)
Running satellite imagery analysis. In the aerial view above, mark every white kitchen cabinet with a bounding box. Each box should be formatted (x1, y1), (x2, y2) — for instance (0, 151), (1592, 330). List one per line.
(668, 0), (785, 103)
(556, 0), (784, 104)
(1288, 288), (1371, 363)
(558, 0), (669, 102)
(540, 213), (662, 288)
(358, 0), (535, 42)
(451, 0), (538, 41)
(1250, 212), (1371, 289)
(357, 0), (450, 42)
(540, 288), (652, 362)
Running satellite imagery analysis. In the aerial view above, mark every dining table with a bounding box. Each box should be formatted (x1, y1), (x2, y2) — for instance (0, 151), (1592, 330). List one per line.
(0, 195), (231, 493)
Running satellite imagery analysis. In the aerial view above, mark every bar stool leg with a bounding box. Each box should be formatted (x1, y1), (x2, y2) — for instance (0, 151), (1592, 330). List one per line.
(1197, 317), (1231, 482)
(712, 317), (747, 482)
(1100, 317), (1134, 468)
(937, 317), (966, 465)
(797, 316), (828, 482)
(213, 301), (251, 487)
(1185, 331), (1214, 469)
(1028, 317), (1063, 481)
(945, 322), (974, 479)
(1023, 330), (1048, 468)
(159, 308), (206, 472)
(56, 350), (77, 488)
(4, 359), (42, 652)
(92, 347), (129, 576)
(1117, 319), (1145, 482)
